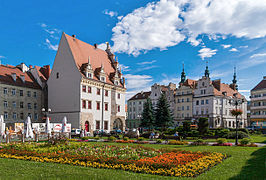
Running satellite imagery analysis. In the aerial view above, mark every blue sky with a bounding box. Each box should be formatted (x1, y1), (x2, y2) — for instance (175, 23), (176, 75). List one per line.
(0, 0), (266, 100)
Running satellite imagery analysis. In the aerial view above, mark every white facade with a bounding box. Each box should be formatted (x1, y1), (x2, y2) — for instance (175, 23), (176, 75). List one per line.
(48, 33), (126, 133)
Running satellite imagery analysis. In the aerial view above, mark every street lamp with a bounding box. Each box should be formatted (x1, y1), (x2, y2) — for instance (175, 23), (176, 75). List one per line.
(229, 93), (245, 145)
(42, 108), (51, 118)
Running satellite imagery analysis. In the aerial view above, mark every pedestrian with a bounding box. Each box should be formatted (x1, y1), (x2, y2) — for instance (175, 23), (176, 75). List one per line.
(174, 131), (179, 140)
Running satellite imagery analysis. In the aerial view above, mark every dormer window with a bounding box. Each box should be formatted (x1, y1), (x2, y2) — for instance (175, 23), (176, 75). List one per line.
(101, 76), (106, 82)
(114, 80), (119, 85)
(87, 72), (92, 78)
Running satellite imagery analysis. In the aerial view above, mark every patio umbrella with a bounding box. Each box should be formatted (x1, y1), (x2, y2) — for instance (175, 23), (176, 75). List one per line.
(62, 116), (67, 133)
(45, 117), (51, 135)
(25, 116), (34, 138)
(0, 115), (5, 143)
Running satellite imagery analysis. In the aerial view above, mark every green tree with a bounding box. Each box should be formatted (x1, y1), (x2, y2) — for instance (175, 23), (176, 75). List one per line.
(182, 121), (191, 136)
(140, 98), (154, 130)
(198, 118), (209, 136)
(155, 94), (173, 130)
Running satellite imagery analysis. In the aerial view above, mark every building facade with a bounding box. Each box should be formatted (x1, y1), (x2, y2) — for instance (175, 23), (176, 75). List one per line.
(126, 91), (151, 129)
(0, 63), (50, 127)
(48, 33), (126, 133)
(193, 66), (247, 128)
(250, 76), (266, 128)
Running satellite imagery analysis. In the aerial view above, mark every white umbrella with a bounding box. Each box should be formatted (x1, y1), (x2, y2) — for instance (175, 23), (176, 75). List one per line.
(25, 116), (34, 138)
(0, 115), (5, 135)
(45, 117), (51, 135)
(62, 116), (67, 133)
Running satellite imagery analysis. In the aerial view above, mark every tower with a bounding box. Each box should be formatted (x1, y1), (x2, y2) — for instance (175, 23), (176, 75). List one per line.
(230, 66), (238, 90)
(180, 63), (186, 84)
(204, 61), (210, 78)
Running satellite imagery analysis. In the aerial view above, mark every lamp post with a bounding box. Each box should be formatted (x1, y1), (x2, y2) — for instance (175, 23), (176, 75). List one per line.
(229, 93), (244, 145)
(42, 108), (51, 118)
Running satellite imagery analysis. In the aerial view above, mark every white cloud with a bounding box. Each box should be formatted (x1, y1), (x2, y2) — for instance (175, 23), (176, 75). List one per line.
(250, 53), (266, 58)
(124, 74), (153, 100)
(137, 60), (156, 65)
(39, 23), (61, 40)
(97, 43), (107, 50)
(239, 90), (250, 93)
(159, 73), (179, 85)
(111, 0), (266, 56)
(103, 10), (118, 17)
(135, 65), (158, 72)
(198, 48), (217, 60)
(229, 48), (238, 52)
(0, 55), (5, 59)
(239, 45), (248, 48)
(221, 44), (232, 49)
(45, 39), (58, 51)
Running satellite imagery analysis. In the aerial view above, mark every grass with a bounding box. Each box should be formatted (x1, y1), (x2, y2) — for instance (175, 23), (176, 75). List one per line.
(0, 142), (265, 180)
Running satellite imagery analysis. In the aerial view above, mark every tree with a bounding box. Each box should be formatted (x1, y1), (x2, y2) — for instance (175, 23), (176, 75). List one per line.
(140, 98), (154, 130)
(182, 121), (191, 136)
(198, 118), (209, 136)
(155, 94), (173, 130)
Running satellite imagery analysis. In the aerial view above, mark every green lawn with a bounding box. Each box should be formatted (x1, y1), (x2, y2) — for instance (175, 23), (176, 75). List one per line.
(0, 142), (265, 180)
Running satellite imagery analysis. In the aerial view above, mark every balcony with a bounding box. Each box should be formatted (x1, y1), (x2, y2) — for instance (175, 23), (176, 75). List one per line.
(250, 96), (266, 101)
(250, 105), (266, 110)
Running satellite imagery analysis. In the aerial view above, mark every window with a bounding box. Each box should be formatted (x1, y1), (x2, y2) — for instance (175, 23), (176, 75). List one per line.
(34, 113), (38, 120)
(4, 101), (8, 108)
(178, 99), (180, 103)
(104, 121), (108, 130)
(20, 102), (24, 108)
(196, 111), (198, 115)
(87, 86), (91, 93)
(201, 100), (204, 105)
(206, 99), (209, 104)
(88, 101), (92, 109)
(105, 103), (108, 111)
(139, 101), (141, 105)
(201, 110), (204, 115)
(88, 73), (92, 78)
(101, 77), (105, 82)
(206, 109), (208, 114)
(182, 99), (184, 102)
(201, 90), (203, 94)
(82, 100), (86, 109)
(11, 89), (16, 95)
(105, 90), (108, 96)
(117, 105), (120, 112)
(33, 92), (37, 98)
(20, 90), (23, 96)
(3, 88), (8, 94)
(96, 121), (100, 130)
(118, 93), (121, 99)
(202, 82), (205, 86)
(97, 88), (101, 95)
(20, 113), (24, 120)
(28, 103), (32, 109)
(4, 112), (8, 119)
(203, 89), (206, 94)
(27, 91), (31, 97)
(196, 100), (199, 105)
(82, 85), (86, 92)
(13, 113), (17, 120)
(187, 98), (189, 102)
(97, 102), (100, 110)
(187, 106), (189, 110)
(34, 103), (37, 110)
(56, 72), (59, 79)
(155, 93), (157, 97)
(12, 101), (16, 108)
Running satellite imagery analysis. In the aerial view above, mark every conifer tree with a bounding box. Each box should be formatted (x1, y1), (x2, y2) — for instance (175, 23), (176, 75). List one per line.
(155, 94), (173, 130)
(140, 98), (154, 130)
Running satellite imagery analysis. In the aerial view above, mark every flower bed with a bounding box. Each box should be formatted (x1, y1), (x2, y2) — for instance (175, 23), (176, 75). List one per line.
(212, 143), (233, 146)
(0, 143), (226, 177)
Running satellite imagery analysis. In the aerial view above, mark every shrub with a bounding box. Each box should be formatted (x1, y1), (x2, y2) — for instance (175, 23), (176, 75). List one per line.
(216, 138), (227, 144)
(227, 131), (249, 139)
(137, 137), (145, 141)
(108, 136), (116, 141)
(212, 143), (232, 146)
(156, 139), (162, 144)
(168, 140), (188, 145)
(196, 139), (204, 143)
(198, 117), (209, 135)
(190, 139), (208, 146)
(123, 137), (129, 141)
(187, 130), (199, 137)
(215, 129), (230, 138)
(186, 137), (198, 140)
(206, 130), (215, 137)
(240, 138), (251, 145)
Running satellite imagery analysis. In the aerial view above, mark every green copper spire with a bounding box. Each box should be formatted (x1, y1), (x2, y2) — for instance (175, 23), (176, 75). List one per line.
(180, 63), (186, 83)
(204, 61), (210, 78)
(232, 66), (237, 84)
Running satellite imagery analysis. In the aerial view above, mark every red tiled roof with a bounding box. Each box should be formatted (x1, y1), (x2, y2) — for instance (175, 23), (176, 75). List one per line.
(64, 33), (124, 87)
(128, 91), (151, 101)
(213, 81), (242, 98)
(35, 65), (51, 82)
(0, 65), (41, 89)
(251, 78), (266, 91)
(183, 79), (197, 88)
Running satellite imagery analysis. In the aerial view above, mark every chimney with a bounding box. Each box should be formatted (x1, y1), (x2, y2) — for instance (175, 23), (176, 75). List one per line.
(264, 76), (266, 80)
(42, 65), (51, 79)
(11, 73), (16, 81)
(20, 75), (25, 83)
(72, 35), (76, 40)
(94, 44), (98, 48)
(29, 65), (33, 69)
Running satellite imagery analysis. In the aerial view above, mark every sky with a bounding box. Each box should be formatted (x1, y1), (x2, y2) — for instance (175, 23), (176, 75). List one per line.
(0, 0), (266, 100)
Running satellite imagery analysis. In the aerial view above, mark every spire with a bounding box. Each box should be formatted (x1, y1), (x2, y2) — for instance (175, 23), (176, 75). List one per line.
(180, 63), (186, 84)
(204, 61), (210, 78)
(106, 42), (111, 51)
(232, 66), (237, 84)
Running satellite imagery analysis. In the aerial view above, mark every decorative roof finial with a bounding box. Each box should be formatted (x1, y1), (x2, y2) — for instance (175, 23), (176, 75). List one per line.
(88, 56), (91, 64)
(204, 61), (210, 78)
(180, 63), (186, 84)
(106, 42), (110, 50)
